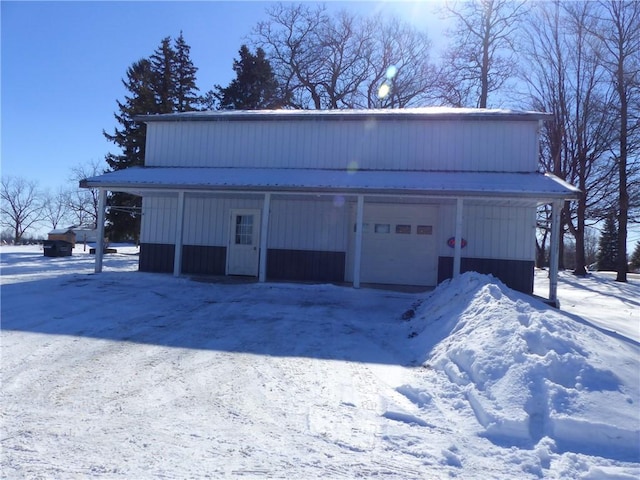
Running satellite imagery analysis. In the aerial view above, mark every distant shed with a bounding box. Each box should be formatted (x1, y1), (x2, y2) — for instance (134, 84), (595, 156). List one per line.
(47, 228), (76, 247)
(72, 227), (98, 244)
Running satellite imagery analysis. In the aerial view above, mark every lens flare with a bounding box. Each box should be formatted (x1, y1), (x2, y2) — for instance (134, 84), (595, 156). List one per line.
(385, 65), (398, 79)
(377, 83), (391, 99)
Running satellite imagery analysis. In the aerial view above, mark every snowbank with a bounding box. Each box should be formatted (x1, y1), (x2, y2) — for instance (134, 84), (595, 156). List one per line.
(408, 272), (640, 462)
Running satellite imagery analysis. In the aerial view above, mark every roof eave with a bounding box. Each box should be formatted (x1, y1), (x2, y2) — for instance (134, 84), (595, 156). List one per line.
(134, 109), (552, 124)
(79, 181), (577, 201)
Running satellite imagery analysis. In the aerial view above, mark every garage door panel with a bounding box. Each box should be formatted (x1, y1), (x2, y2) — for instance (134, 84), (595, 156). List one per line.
(360, 204), (437, 286)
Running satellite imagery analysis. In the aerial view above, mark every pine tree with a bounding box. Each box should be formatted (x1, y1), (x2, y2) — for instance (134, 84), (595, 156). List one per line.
(173, 31), (200, 112)
(104, 59), (156, 172)
(150, 37), (177, 113)
(596, 214), (619, 271)
(150, 34), (199, 113)
(103, 35), (200, 241)
(630, 241), (640, 272)
(207, 45), (287, 110)
(103, 59), (157, 242)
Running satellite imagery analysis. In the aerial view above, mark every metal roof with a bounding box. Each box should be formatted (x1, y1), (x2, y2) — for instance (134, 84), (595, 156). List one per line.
(48, 228), (76, 235)
(80, 167), (579, 201)
(135, 108), (551, 123)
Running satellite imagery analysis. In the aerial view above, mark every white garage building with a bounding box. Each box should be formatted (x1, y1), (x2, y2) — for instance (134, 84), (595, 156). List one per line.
(81, 108), (578, 303)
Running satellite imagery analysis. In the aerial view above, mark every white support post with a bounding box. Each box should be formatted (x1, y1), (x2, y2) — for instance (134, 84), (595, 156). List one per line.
(353, 194), (364, 288)
(548, 200), (562, 307)
(453, 197), (464, 277)
(94, 189), (106, 273)
(173, 191), (185, 277)
(259, 193), (271, 283)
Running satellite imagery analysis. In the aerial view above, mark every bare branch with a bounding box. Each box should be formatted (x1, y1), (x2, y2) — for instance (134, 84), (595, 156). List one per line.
(0, 176), (44, 244)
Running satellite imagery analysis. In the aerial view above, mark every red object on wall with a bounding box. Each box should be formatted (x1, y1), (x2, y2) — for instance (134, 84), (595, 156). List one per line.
(447, 237), (467, 248)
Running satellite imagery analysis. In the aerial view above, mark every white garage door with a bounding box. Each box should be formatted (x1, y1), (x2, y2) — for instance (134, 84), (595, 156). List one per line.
(359, 204), (438, 286)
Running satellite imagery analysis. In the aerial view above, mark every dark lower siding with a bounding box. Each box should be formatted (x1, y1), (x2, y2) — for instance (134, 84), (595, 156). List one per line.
(139, 243), (174, 273)
(267, 249), (345, 283)
(140, 243), (227, 275)
(438, 257), (534, 294)
(182, 245), (226, 275)
(139, 244), (349, 285)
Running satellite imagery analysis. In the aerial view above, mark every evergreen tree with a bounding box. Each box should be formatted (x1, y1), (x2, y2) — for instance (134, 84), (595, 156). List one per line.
(103, 35), (199, 241)
(103, 59), (156, 242)
(150, 33), (199, 113)
(596, 213), (619, 271)
(207, 45), (287, 110)
(150, 37), (176, 113)
(630, 241), (640, 272)
(104, 59), (156, 172)
(173, 31), (200, 112)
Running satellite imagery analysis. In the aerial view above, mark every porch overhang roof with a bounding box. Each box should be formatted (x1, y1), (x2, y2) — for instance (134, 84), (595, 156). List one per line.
(80, 167), (579, 201)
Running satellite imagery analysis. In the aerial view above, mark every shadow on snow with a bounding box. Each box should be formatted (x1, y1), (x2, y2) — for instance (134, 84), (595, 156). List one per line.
(1, 268), (420, 366)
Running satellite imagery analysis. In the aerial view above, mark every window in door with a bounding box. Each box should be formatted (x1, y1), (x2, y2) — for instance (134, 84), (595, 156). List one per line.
(417, 225), (433, 235)
(235, 215), (254, 245)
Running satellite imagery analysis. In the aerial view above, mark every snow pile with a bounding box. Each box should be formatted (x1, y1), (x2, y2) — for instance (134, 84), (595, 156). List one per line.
(408, 272), (640, 461)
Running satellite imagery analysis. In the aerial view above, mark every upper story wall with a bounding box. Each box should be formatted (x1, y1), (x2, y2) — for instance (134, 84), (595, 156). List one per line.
(142, 110), (545, 173)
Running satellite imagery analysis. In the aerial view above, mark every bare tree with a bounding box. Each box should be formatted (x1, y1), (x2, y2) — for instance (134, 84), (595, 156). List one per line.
(252, 3), (329, 109)
(365, 16), (438, 108)
(0, 176), (43, 244)
(563, 1), (617, 276)
(41, 187), (69, 230)
(521, 1), (616, 275)
(591, 0), (640, 282)
(67, 160), (103, 228)
(316, 10), (372, 109)
(521, 1), (572, 268)
(437, 0), (528, 108)
(251, 3), (437, 109)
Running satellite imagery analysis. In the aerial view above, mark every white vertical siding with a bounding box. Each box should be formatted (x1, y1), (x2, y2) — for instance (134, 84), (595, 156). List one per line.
(142, 195), (265, 246)
(182, 196), (226, 246)
(181, 196), (262, 246)
(438, 202), (536, 261)
(268, 198), (350, 251)
(142, 195), (537, 263)
(145, 119), (539, 172)
(140, 196), (178, 244)
(442, 122), (457, 169)
(143, 194), (350, 250)
(438, 204), (457, 257)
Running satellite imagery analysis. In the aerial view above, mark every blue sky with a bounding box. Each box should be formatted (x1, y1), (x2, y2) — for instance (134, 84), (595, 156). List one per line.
(1, 1), (440, 195)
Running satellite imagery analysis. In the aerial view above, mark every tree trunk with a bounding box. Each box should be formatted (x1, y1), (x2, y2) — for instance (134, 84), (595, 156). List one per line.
(616, 46), (628, 282)
(536, 221), (549, 268)
(616, 152), (628, 282)
(536, 238), (547, 268)
(559, 232), (565, 270)
(479, 11), (491, 109)
(573, 191), (587, 276)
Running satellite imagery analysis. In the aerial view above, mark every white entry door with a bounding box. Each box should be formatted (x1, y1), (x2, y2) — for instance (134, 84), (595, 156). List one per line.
(227, 209), (261, 276)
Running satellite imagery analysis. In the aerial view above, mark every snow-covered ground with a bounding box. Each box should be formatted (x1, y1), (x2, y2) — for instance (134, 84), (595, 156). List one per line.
(1, 245), (638, 479)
